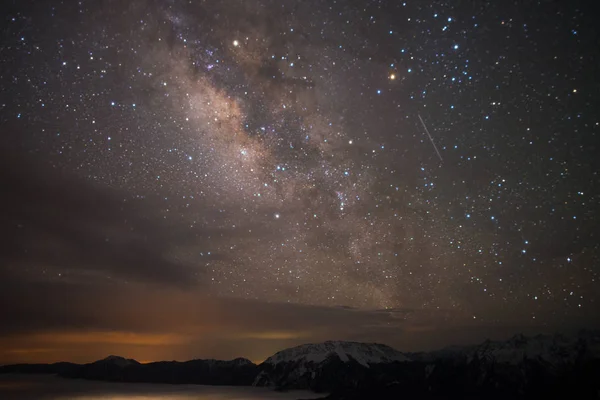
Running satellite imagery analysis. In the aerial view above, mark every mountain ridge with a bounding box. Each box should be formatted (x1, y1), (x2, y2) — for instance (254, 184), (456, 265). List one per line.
(262, 340), (411, 367)
(2, 330), (600, 398)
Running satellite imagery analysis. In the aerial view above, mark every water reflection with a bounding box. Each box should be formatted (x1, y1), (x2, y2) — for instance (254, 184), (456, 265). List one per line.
(0, 375), (324, 400)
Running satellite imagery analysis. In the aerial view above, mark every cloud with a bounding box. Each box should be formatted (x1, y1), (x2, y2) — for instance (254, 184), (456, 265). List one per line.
(0, 151), (207, 286)
(228, 331), (311, 340)
(1, 272), (598, 365)
(18, 332), (190, 346)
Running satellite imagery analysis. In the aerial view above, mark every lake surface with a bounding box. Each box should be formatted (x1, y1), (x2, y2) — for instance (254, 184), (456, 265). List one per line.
(0, 374), (325, 400)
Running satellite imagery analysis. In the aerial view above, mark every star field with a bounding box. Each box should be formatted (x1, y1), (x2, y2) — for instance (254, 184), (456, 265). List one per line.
(1, 0), (599, 337)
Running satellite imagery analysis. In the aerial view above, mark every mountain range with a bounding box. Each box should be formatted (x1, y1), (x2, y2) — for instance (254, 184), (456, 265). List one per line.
(2, 330), (600, 399)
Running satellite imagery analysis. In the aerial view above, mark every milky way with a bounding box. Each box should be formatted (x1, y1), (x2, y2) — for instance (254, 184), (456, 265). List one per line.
(1, 0), (599, 362)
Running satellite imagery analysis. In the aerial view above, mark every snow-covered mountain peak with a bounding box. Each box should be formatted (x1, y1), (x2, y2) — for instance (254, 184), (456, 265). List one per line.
(468, 332), (600, 365)
(263, 340), (410, 368)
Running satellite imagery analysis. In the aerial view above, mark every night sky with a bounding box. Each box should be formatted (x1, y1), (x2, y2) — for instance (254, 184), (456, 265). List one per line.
(1, 0), (599, 364)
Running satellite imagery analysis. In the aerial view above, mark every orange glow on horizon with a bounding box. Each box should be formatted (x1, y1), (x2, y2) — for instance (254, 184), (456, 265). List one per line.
(0, 331), (191, 365)
(21, 331), (190, 346)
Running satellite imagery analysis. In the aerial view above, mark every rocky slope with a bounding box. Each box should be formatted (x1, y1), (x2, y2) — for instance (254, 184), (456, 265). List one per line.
(331, 331), (600, 399)
(410, 331), (600, 365)
(253, 341), (412, 392)
(256, 331), (600, 397)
